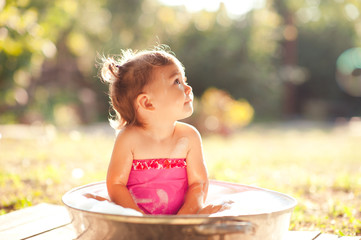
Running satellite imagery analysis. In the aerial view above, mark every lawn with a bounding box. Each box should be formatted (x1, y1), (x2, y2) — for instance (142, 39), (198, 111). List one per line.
(0, 122), (360, 236)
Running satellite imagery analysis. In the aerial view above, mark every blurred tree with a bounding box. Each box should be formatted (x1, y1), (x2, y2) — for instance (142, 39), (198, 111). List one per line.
(0, 0), (155, 124)
(0, 0), (107, 124)
(272, 0), (361, 119)
(169, 4), (283, 120)
(296, 0), (361, 119)
(273, 0), (301, 118)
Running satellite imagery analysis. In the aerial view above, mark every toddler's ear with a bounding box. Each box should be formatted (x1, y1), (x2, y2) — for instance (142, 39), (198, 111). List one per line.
(137, 94), (155, 111)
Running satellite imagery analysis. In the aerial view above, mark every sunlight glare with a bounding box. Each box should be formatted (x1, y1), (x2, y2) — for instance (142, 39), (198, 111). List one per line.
(72, 168), (84, 179)
(158, 0), (265, 17)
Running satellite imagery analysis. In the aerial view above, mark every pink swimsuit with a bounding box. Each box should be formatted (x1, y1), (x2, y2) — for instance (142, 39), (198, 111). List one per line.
(126, 158), (188, 215)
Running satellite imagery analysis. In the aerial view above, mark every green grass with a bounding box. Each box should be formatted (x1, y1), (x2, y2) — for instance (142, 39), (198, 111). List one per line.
(0, 123), (360, 236)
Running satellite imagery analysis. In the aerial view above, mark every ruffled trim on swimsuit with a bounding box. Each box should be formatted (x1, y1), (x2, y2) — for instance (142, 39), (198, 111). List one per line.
(132, 158), (186, 171)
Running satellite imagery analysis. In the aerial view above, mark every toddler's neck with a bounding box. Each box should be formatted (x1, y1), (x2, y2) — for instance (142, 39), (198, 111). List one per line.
(140, 121), (177, 142)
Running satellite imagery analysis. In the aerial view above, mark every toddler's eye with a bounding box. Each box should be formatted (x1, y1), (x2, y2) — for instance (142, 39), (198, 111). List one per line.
(174, 79), (181, 85)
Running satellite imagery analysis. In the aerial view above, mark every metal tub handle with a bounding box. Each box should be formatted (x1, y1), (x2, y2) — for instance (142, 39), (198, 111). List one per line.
(184, 220), (256, 236)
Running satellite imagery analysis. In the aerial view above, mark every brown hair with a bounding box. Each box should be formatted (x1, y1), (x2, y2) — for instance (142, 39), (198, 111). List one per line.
(98, 48), (180, 129)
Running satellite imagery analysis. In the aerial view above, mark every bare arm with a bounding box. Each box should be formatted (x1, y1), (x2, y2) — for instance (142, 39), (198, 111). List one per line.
(106, 131), (144, 214)
(177, 126), (208, 215)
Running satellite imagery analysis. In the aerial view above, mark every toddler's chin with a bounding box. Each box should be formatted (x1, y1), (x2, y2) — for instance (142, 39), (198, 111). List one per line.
(184, 109), (194, 119)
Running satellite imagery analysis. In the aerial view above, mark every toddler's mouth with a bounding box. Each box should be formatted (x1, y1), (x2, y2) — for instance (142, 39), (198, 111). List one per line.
(185, 94), (193, 103)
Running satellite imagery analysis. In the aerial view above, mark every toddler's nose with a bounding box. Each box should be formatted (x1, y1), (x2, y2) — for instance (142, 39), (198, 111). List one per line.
(185, 84), (192, 95)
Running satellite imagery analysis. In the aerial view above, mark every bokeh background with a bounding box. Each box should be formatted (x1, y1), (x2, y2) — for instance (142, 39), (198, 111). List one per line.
(1, 0), (361, 236)
(1, 0), (361, 127)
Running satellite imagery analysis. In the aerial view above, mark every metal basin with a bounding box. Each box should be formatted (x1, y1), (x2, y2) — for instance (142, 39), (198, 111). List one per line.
(62, 180), (297, 240)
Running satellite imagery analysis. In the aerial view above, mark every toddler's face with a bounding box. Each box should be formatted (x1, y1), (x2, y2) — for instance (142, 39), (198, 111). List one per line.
(146, 62), (193, 121)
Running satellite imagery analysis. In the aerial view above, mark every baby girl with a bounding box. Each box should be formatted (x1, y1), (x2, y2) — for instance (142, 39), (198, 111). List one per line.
(97, 47), (226, 215)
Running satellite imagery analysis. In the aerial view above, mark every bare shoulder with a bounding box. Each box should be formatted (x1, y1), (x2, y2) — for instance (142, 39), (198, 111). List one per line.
(114, 126), (140, 147)
(175, 122), (202, 141)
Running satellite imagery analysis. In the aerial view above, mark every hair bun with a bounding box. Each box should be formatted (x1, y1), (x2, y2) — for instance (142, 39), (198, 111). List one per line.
(100, 60), (121, 84)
